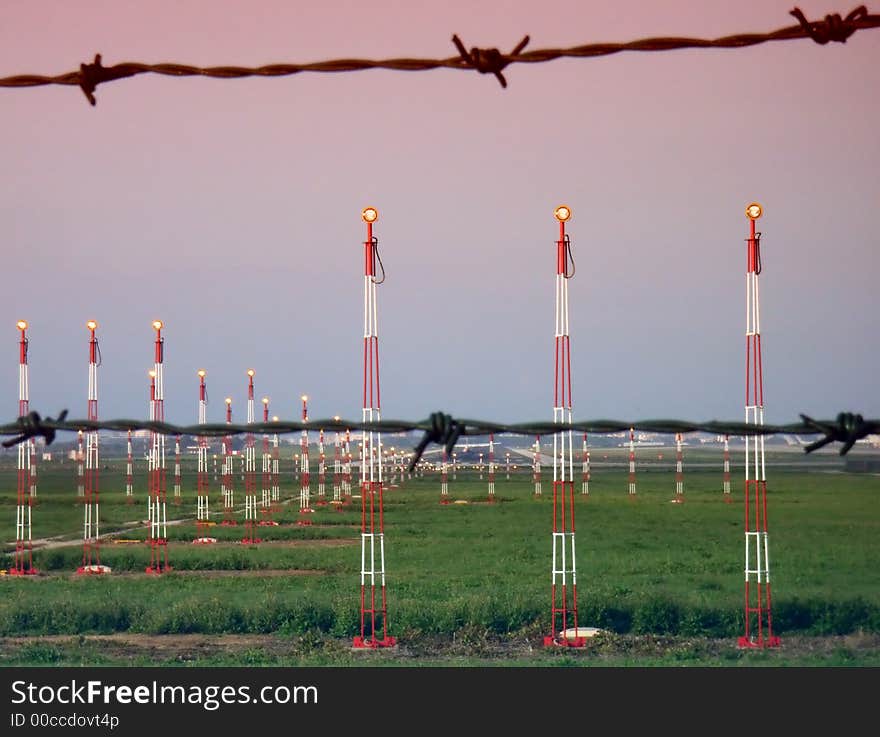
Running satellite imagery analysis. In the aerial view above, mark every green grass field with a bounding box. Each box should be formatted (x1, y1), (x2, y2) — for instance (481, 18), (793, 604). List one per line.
(1, 449), (878, 666)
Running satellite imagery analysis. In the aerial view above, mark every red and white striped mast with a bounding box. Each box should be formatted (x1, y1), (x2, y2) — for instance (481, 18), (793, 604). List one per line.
(581, 433), (590, 495)
(533, 436), (542, 496)
(545, 204), (584, 648)
(331, 416), (343, 507)
(440, 449), (449, 504)
(478, 451), (484, 481)
(242, 369), (260, 544)
(271, 413), (281, 513)
(628, 427), (637, 496)
(221, 397), (236, 526)
(19, 323), (40, 507)
(298, 394), (313, 523)
(125, 430), (134, 504)
(343, 428), (353, 502)
(146, 320), (170, 574)
(260, 397), (272, 521)
(487, 433), (496, 502)
(388, 445), (397, 487)
(11, 320), (37, 575)
(739, 202), (780, 648)
(317, 427), (327, 503)
(722, 435), (731, 502)
(194, 370), (215, 544)
(78, 320), (109, 574)
(76, 430), (84, 502)
(506, 451), (511, 481)
(354, 205), (395, 648)
(672, 432), (684, 504)
(172, 434), (181, 506)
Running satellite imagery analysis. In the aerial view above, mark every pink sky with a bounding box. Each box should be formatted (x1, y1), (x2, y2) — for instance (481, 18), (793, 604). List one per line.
(1, 1), (878, 427)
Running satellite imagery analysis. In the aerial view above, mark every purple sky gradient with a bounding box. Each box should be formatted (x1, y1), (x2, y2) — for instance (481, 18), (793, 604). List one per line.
(1, 1), (878, 429)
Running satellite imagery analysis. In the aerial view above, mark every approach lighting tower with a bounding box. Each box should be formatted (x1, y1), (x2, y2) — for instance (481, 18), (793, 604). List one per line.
(172, 435), (181, 505)
(672, 432), (684, 504)
(271, 414), (281, 513)
(298, 395), (313, 522)
(544, 204), (584, 648)
(332, 416), (342, 506)
(739, 202), (780, 649)
(260, 397), (272, 520)
(533, 436), (542, 496)
(628, 427), (637, 496)
(146, 320), (170, 574)
(242, 370), (260, 544)
(440, 449), (449, 504)
(194, 370), (215, 543)
(78, 320), (110, 574)
(221, 398), (236, 526)
(723, 434), (732, 502)
(343, 428), (353, 501)
(11, 320), (37, 575)
(487, 433), (496, 502)
(581, 433), (590, 495)
(317, 428), (327, 503)
(353, 206), (395, 648)
(125, 430), (134, 504)
(76, 430), (84, 502)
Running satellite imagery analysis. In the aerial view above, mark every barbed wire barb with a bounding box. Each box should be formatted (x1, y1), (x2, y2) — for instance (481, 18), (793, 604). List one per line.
(1, 409), (68, 448)
(790, 4), (868, 43)
(0, 6), (877, 104)
(451, 33), (530, 88)
(799, 412), (872, 455)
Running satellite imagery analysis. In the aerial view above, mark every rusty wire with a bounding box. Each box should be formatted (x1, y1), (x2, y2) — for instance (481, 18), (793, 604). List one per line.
(0, 6), (875, 105)
(1, 410), (876, 472)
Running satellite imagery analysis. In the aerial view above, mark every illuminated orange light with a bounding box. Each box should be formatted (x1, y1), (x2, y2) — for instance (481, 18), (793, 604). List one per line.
(554, 205), (572, 222)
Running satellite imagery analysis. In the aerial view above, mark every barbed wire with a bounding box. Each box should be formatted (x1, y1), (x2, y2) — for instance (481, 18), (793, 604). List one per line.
(0, 6), (875, 105)
(1, 410), (876, 472)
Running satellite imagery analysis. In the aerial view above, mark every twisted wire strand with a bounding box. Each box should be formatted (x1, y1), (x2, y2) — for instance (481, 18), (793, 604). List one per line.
(2, 411), (876, 472)
(0, 6), (875, 104)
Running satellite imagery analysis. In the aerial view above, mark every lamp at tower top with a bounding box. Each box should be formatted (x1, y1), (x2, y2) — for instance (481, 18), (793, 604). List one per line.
(16, 320), (27, 331)
(362, 206), (378, 224)
(152, 320), (163, 331)
(86, 320), (98, 331)
(224, 397), (232, 405)
(262, 397), (269, 405)
(554, 205), (572, 222)
(247, 369), (255, 377)
(745, 202), (763, 220)
(148, 370), (156, 378)
(301, 394), (308, 402)
(197, 369), (206, 378)
(333, 415), (341, 422)
(272, 416), (279, 422)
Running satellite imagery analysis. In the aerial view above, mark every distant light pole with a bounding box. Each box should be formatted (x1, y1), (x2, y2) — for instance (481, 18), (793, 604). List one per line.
(11, 320), (38, 575)
(146, 321), (170, 574)
(77, 320), (110, 574)
(242, 370), (261, 544)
